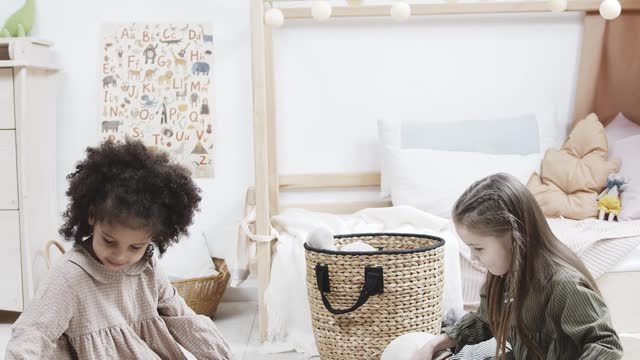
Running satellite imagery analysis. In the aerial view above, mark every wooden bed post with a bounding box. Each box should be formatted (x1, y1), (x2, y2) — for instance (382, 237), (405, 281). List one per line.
(265, 21), (280, 218)
(250, 0), (274, 342)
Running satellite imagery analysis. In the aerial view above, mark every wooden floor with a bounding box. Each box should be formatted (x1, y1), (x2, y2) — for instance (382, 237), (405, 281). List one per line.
(213, 302), (313, 359)
(3, 304), (639, 359)
(1, 303), (313, 360)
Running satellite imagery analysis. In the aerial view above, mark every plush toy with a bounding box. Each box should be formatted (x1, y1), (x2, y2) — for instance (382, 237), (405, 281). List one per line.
(597, 173), (628, 221)
(306, 227), (337, 251)
(0, 0), (35, 38)
(382, 332), (452, 360)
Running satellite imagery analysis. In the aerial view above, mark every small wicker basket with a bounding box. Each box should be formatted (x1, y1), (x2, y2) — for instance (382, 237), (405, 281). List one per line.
(45, 240), (230, 318)
(171, 258), (230, 318)
(304, 233), (445, 360)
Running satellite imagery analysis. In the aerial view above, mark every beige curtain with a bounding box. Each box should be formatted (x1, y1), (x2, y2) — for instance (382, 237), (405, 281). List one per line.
(573, 12), (640, 126)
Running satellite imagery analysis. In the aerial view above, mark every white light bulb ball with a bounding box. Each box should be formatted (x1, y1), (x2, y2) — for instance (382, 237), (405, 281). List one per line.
(548, 0), (568, 12)
(600, 0), (622, 20)
(264, 8), (284, 27)
(312, 0), (332, 21)
(390, 2), (411, 22)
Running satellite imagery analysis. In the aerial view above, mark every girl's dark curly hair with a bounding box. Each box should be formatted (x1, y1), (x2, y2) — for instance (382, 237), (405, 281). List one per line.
(59, 138), (202, 256)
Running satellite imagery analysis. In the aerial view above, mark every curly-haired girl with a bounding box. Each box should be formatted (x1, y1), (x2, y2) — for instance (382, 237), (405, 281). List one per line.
(6, 139), (232, 359)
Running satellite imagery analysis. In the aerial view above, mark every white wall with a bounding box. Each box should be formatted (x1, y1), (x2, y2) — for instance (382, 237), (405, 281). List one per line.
(274, 12), (582, 175)
(23, 0), (255, 264)
(274, 12), (582, 205)
(1, 1), (583, 277)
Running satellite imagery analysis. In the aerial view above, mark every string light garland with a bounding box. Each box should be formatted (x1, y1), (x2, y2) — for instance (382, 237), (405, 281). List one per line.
(264, 0), (624, 27)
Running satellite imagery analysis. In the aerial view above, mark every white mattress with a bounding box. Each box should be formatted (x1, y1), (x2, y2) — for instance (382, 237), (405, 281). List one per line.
(610, 243), (640, 272)
(597, 271), (640, 333)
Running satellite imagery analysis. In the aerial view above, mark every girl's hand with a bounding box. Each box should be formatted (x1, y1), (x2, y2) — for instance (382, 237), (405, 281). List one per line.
(411, 334), (456, 360)
(410, 342), (435, 360)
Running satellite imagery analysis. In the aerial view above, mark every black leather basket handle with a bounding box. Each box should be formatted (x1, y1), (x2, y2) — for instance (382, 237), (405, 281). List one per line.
(315, 264), (384, 315)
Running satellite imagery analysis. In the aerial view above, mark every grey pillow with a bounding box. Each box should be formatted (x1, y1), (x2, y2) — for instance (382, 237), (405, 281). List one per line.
(401, 113), (540, 155)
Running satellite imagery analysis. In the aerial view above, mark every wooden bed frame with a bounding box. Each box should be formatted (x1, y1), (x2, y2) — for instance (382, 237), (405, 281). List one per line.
(249, 0), (640, 342)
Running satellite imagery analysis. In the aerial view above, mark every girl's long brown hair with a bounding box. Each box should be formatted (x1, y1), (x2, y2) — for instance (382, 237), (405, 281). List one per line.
(452, 174), (599, 360)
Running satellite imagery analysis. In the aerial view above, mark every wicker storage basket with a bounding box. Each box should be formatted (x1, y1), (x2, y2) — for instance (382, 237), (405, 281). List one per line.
(304, 233), (445, 360)
(45, 240), (230, 318)
(171, 257), (230, 318)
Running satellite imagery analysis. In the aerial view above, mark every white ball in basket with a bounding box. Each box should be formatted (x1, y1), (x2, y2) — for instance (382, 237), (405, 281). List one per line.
(382, 332), (436, 360)
(340, 241), (376, 252)
(306, 227), (337, 251)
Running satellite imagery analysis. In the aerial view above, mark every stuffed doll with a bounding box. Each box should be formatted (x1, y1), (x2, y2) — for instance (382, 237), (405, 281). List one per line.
(597, 173), (628, 221)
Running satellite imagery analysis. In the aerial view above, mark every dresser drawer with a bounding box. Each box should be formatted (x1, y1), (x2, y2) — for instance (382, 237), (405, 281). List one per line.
(0, 68), (15, 129)
(0, 210), (23, 311)
(0, 130), (19, 209)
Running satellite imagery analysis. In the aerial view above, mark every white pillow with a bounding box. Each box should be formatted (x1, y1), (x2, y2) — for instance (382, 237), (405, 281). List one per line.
(378, 107), (562, 199)
(387, 147), (543, 218)
(159, 223), (218, 280)
(401, 114), (540, 155)
(379, 118), (402, 199)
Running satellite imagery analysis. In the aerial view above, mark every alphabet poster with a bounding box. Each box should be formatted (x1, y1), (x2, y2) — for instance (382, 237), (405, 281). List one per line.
(99, 23), (214, 178)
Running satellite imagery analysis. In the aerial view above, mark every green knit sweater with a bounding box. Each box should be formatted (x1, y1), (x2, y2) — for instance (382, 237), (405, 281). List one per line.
(444, 267), (623, 359)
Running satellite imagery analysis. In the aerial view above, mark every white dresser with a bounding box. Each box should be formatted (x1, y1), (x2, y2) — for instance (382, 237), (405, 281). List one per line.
(0, 38), (60, 312)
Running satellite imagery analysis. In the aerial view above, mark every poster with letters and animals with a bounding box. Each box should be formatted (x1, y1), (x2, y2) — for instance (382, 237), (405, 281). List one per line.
(99, 23), (214, 178)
